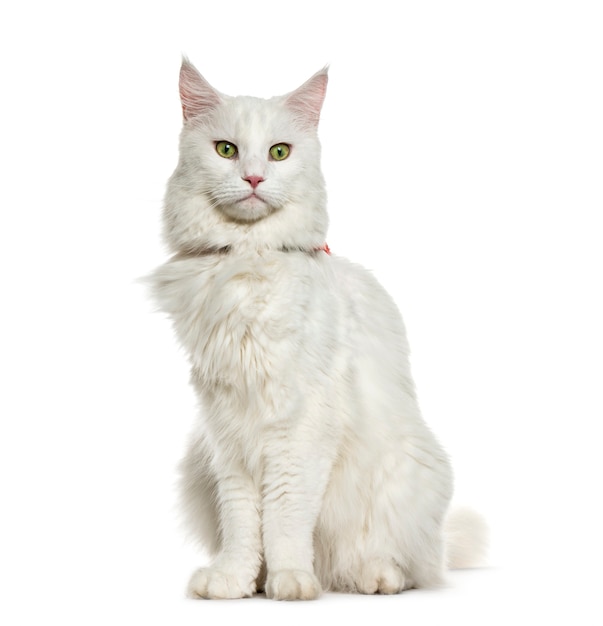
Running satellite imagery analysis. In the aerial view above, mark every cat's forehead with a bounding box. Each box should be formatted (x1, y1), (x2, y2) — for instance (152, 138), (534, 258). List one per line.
(211, 95), (298, 141)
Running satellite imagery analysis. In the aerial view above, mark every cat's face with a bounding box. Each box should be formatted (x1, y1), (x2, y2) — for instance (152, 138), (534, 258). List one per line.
(181, 94), (319, 223)
(163, 60), (329, 253)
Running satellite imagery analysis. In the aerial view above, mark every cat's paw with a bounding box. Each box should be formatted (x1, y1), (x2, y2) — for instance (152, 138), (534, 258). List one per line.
(266, 569), (322, 601)
(187, 567), (255, 599)
(356, 559), (408, 595)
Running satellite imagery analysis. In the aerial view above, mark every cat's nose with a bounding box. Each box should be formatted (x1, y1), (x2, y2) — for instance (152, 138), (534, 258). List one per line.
(243, 175), (265, 189)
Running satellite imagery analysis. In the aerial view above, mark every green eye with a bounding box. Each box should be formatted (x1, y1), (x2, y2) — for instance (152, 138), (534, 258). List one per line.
(270, 143), (290, 161)
(216, 141), (238, 159)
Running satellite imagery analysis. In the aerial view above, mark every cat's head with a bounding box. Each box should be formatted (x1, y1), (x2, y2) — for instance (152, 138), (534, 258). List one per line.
(163, 59), (329, 254)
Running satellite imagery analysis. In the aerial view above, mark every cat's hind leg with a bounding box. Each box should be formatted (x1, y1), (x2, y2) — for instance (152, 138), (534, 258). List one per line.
(354, 557), (411, 594)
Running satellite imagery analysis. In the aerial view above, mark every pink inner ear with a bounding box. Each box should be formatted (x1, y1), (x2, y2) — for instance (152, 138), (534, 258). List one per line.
(179, 60), (221, 121)
(285, 69), (328, 128)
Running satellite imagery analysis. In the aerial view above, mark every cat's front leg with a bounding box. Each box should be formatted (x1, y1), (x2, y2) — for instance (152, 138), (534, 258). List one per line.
(188, 464), (262, 599)
(261, 424), (335, 600)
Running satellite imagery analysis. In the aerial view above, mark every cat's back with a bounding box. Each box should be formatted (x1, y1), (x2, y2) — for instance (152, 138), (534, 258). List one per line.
(328, 253), (411, 346)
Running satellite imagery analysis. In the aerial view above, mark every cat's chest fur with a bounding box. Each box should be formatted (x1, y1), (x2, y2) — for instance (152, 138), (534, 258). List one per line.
(152, 250), (344, 412)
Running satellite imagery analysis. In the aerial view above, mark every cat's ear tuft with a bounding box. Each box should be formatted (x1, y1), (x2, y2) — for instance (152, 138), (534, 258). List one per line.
(285, 67), (329, 129)
(179, 58), (221, 121)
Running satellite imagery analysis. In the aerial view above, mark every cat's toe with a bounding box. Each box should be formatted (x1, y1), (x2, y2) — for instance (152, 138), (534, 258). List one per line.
(356, 559), (407, 595)
(266, 569), (322, 601)
(187, 567), (255, 599)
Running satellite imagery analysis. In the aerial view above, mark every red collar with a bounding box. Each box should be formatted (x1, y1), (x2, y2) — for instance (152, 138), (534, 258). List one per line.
(176, 244), (331, 258)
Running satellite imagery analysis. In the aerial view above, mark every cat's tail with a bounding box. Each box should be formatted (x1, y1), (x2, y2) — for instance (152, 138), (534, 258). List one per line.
(444, 506), (489, 569)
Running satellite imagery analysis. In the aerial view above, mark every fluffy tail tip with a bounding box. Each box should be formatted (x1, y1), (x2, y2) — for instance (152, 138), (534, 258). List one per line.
(444, 506), (489, 569)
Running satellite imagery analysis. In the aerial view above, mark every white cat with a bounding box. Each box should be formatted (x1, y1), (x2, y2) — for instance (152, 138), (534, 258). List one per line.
(150, 59), (486, 600)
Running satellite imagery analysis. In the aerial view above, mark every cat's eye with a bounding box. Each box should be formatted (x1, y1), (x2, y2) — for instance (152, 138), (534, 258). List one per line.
(215, 141), (238, 159)
(269, 143), (290, 161)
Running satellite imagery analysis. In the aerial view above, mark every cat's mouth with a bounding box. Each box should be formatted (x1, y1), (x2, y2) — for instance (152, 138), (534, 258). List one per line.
(241, 192), (266, 204)
(218, 192), (273, 223)
(237, 192), (273, 214)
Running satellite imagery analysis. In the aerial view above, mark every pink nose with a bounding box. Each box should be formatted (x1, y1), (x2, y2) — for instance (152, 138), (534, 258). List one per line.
(243, 175), (264, 189)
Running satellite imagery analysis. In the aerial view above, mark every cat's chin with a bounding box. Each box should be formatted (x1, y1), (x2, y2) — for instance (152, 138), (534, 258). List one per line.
(219, 197), (275, 223)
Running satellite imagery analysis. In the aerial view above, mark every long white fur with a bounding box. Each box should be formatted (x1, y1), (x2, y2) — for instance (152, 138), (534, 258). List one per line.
(150, 59), (486, 600)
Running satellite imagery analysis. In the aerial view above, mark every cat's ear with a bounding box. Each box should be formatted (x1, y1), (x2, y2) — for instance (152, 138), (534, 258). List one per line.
(285, 67), (328, 129)
(179, 58), (221, 121)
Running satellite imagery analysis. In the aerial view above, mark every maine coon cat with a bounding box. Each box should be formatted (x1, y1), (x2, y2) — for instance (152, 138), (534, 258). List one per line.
(150, 58), (486, 600)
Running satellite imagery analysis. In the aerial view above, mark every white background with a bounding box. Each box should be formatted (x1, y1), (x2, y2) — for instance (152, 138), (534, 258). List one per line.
(1, 1), (602, 624)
